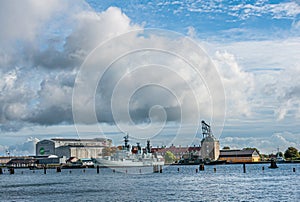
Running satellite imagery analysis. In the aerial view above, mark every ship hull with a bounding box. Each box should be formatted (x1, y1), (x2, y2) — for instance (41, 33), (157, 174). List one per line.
(95, 158), (164, 167)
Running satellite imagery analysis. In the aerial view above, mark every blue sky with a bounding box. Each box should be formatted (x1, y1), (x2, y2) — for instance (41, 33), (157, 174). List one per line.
(0, 0), (300, 155)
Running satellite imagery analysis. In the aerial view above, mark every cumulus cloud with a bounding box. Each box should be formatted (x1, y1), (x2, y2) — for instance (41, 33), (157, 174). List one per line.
(0, 1), (147, 131)
(206, 38), (300, 122)
(71, 29), (226, 140)
(213, 51), (254, 117)
(0, 1), (224, 135)
(0, 0), (61, 44)
(7, 137), (39, 156)
(0, 0), (299, 156)
(221, 131), (300, 154)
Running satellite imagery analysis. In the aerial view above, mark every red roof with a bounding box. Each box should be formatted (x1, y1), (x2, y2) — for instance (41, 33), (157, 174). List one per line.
(152, 146), (201, 154)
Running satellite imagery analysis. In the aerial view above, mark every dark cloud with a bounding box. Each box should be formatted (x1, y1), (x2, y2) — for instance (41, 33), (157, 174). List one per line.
(0, 2), (144, 131)
(28, 105), (73, 126)
(0, 2), (223, 133)
(285, 86), (300, 99)
(32, 48), (82, 70)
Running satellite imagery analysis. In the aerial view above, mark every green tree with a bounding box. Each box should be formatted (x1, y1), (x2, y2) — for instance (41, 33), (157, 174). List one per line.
(164, 151), (176, 164)
(284, 147), (299, 159)
(222, 146), (230, 150)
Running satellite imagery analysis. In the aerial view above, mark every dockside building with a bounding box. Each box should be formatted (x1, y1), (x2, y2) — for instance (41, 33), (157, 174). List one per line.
(218, 149), (261, 163)
(36, 138), (112, 159)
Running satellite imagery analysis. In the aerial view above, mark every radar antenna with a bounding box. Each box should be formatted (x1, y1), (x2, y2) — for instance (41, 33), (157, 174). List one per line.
(124, 133), (129, 151)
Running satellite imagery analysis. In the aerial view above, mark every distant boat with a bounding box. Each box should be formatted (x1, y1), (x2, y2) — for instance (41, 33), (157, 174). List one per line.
(275, 148), (285, 163)
(276, 156), (285, 163)
(94, 135), (164, 168)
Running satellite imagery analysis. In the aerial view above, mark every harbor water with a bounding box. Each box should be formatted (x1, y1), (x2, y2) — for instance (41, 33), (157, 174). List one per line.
(1, 164), (299, 201)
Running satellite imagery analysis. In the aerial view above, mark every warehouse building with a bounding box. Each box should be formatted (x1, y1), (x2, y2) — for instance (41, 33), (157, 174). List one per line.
(218, 149), (261, 163)
(36, 140), (55, 156)
(36, 138), (112, 159)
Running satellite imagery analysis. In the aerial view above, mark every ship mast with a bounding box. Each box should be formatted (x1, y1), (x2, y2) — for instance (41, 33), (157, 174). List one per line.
(124, 133), (129, 151)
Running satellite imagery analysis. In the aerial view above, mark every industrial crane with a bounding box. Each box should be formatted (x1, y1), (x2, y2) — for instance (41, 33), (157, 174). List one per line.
(201, 120), (212, 138)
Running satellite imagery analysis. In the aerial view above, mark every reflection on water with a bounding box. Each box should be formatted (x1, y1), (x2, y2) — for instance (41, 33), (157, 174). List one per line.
(1, 164), (299, 201)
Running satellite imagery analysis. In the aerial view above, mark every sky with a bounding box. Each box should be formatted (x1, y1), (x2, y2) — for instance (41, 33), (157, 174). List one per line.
(0, 0), (300, 155)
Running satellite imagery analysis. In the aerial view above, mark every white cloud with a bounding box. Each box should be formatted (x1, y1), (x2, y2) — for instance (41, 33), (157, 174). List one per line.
(0, 0), (299, 154)
(0, 0), (62, 44)
(0, 2), (146, 130)
(205, 38), (300, 122)
(7, 137), (39, 156)
(221, 131), (300, 154)
(0, 144), (8, 156)
(213, 51), (254, 117)
(231, 1), (300, 20)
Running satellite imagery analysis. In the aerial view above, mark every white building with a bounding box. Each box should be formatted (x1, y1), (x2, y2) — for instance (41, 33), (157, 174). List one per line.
(36, 138), (112, 159)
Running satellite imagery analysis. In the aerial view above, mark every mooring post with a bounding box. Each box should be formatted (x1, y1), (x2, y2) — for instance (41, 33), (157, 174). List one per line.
(269, 159), (278, 169)
(56, 167), (61, 173)
(243, 163), (246, 173)
(199, 164), (205, 171)
(159, 165), (163, 173)
(153, 165), (156, 173)
(0, 168), (3, 175)
(293, 168), (296, 172)
(214, 167), (216, 173)
(177, 167), (180, 172)
(43, 167), (47, 174)
(196, 168), (198, 173)
(97, 165), (100, 174)
(262, 166), (265, 171)
(9, 168), (14, 175)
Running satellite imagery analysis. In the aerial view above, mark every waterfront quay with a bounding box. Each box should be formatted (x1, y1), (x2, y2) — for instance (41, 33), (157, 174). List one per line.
(1, 164), (299, 201)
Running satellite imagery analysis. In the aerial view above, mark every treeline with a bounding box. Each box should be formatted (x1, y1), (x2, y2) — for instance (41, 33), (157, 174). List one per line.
(283, 147), (300, 159)
(223, 146), (300, 160)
